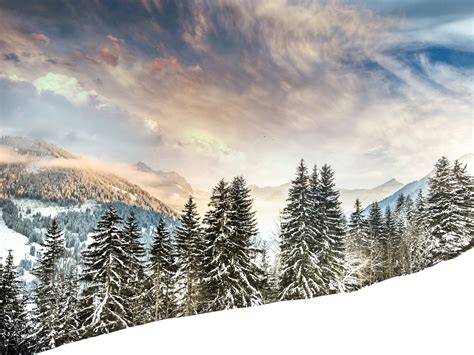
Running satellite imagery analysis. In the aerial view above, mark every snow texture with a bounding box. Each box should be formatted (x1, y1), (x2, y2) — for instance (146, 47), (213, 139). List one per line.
(45, 248), (474, 355)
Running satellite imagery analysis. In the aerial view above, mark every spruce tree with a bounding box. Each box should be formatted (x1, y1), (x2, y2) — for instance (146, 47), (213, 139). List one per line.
(121, 213), (146, 325)
(202, 177), (263, 311)
(367, 201), (384, 283)
(148, 219), (175, 321)
(410, 189), (431, 272)
(384, 206), (397, 278)
(452, 160), (473, 248)
(318, 164), (346, 292)
(279, 160), (324, 300)
(31, 218), (67, 352)
(345, 199), (371, 288)
(428, 157), (467, 262)
(175, 196), (205, 316)
(79, 207), (131, 337)
(0, 251), (29, 354)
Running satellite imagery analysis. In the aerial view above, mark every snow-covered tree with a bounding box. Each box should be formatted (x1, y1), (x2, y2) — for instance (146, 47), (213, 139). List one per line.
(31, 218), (67, 352)
(428, 157), (468, 262)
(0, 251), (30, 354)
(175, 196), (204, 316)
(452, 160), (473, 248)
(317, 164), (346, 293)
(79, 207), (131, 337)
(148, 219), (176, 321)
(367, 201), (385, 283)
(121, 212), (146, 325)
(202, 177), (263, 311)
(279, 160), (325, 300)
(345, 199), (371, 289)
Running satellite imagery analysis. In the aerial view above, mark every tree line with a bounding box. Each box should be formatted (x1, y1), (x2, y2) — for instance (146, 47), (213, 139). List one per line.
(0, 156), (472, 353)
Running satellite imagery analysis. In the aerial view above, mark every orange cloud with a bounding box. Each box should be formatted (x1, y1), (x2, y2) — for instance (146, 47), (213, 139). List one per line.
(148, 56), (181, 74)
(98, 47), (119, 67)
(30, 33), (50, 44)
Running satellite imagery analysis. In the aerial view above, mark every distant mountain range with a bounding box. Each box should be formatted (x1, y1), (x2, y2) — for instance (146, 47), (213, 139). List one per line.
(373, 153), (473, 213)
(250, 177), (404, 215)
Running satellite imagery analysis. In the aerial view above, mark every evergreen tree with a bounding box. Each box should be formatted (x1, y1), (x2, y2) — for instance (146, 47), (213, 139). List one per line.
(121, 213), (146, 325)
(345, 199), (371, 289)
(318, 164), (346, 292)
(148, 219), (175, 321)
(0, 251), (30, 354)
(175, 196), (205, 316)
(279, 160), (324, 300)
(452, 160), (473, 248)
(384, 206), (398, 278)
(428, 157), (467, 262)
(79, 207), (131, 337)
(410, 189), (431, 272)
(367, 201), (384, 283)
(31, 218), (67, 352)
(202, 177), (263, 311)
(57, 271), (80, 346)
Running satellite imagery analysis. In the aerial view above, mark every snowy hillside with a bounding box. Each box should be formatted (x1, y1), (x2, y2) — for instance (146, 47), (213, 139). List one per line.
(45, 249), (474, 355)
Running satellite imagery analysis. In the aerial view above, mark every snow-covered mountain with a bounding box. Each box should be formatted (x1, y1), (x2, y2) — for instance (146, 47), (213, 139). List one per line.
(45, 248), (474, 355)
(374, 153), (473, 213)
(0, 136), (174, 215)
(131, 161), (210, 212)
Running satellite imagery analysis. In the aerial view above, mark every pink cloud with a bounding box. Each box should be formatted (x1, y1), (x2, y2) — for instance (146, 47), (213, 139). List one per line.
(98, 47), (119, 67)
(30, 33), (50, 44)
(148, 56), (181, 74)
(188, 64), (203, 73)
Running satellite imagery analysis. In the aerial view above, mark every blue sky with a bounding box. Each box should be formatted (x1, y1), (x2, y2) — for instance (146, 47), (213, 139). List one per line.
(0, 0), (472, 189)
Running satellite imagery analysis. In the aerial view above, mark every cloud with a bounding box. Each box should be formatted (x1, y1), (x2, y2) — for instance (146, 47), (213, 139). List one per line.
(0, 0), (471, 190)
(148, 56), (181, 74)
(30, 33), (50, 44)
(98, 47), (119, 67)
(0, 146), (31, 163)
(3, 52), (20, 62)
(33, 72), (97, 105)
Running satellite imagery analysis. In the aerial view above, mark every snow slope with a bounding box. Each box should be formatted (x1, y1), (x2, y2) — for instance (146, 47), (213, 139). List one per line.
(45, 248), (474, 355)
(0, 209), (32, 260)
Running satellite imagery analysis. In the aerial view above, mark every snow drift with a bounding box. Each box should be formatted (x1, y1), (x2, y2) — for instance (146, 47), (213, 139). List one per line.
(45, 248), (474, 355)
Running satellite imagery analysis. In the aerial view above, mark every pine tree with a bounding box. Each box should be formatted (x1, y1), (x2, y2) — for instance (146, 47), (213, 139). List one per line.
(121, 212), (146, 325)
(202, 177), (263, 311)
(279, 160), (325, 300)
(428, 157), (467, 262)
(452, 160), (473, 248)
(79, 207), (131, 337)
(318, 164), (346, 293)
(175, 196), (205, 316)
(148, 219), (175, 321)
(345, 199), (371, 289)
(367, 201), (384, 283)
(409, 189), (431, 272)
(57, 271), (80, 346)
(0, 251), (30, 354)
(384, 206), (397, 278)
(227, 176), (263, 307)
(31, 218), (67, 352)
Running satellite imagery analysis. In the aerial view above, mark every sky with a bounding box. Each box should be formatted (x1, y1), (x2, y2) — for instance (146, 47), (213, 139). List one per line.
(0, 0), (472, 190)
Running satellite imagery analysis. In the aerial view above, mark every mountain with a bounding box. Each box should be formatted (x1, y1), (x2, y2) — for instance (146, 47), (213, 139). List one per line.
(0, 136), (76, 159)
(0, 136), (175, 215)
(373, 153), (473, 213)
(44, 248), (474, 355)
(339, 178), (403, 213)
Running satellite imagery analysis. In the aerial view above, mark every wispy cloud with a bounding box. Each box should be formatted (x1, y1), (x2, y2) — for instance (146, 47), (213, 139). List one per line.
(0, 0), (472, 189)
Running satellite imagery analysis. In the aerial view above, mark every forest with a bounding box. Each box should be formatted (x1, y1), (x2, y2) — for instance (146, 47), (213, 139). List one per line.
(0, 156), (472, 353)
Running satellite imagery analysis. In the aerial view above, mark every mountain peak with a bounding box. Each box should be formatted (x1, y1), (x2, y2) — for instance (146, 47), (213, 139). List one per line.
(134, 161), (154, 172)
(377, 178), (403, 189)
(0, 136), (76, 159)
